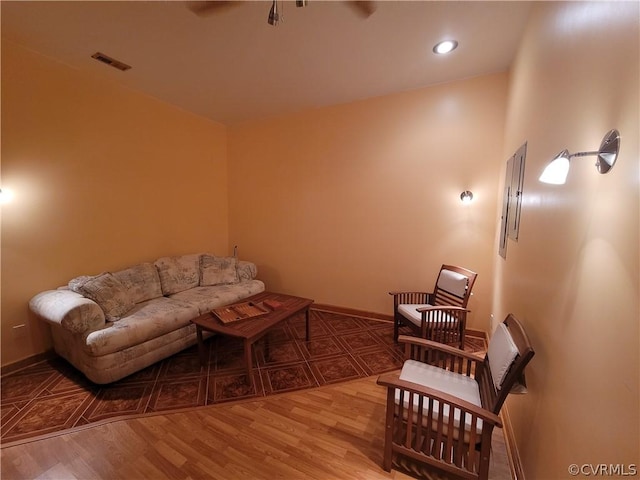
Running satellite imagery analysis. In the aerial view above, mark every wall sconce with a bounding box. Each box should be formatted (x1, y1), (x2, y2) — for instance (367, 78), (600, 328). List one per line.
(539, 129), (620, 185)
(460, 190), (474, 204)
(0, 188), (14, 205)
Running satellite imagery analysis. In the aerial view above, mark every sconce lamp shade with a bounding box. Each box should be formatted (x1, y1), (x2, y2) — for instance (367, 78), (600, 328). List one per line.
(539, 129), (620, 185)
(539, 150), (570, 185)
(460, 190), (474, 204)
(0, 188), (14, 205)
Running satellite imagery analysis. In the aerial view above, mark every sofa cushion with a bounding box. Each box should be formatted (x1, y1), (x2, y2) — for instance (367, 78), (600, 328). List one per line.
(84, 297), (199, 357)
(154, 254), (200, 295)
(71, 273), (135, 322)
(200, 255), (240, 286)
(113, 263), (163, 304)
(169, 280), (266, 314)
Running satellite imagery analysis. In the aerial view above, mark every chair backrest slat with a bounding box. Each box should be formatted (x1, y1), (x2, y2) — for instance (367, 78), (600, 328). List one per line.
(433, 290), (465, 307)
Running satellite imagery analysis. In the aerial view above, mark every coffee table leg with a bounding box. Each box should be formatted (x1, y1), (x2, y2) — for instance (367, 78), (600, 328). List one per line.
(244, 339), (253, 384)
(305, 307), (310, 341)
(196, 326), (206, 367)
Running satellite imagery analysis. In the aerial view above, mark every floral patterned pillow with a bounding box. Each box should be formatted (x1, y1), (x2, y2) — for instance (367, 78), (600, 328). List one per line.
(200, 255), (240, 286)
(68, 275), (94, 294)
(113, 263), (163, 304)
(237, 261), (258, 281)
(154, 254), (200, 295)
(71, 273), (135, 322)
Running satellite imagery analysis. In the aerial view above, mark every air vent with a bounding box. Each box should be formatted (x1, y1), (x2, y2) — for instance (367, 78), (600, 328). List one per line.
(91, 52), (131, 71)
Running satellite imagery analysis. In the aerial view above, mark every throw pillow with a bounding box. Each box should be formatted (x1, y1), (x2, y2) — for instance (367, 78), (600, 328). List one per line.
(113, 263), (163, 304)
(75, 273), (135, 322)
(68, 275), (95, 294)
(237, 261), (258, 281)
(154, 254), (200, 295)
(200, 255), (240, 286)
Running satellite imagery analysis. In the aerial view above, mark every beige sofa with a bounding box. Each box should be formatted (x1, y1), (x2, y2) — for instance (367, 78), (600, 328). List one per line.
(29, 253), (265, 384)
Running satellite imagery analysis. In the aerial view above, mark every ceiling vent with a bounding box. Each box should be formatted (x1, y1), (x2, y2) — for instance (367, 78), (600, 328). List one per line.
(91, 52), (131, 71)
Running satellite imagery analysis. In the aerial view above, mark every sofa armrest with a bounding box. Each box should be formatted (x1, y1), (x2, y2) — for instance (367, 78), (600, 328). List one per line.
(237, 260), (258, 281)
(29, 289), (106, 334)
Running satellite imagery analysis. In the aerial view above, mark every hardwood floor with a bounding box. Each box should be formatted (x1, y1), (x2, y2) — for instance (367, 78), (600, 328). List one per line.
(1, 376), (513, 480)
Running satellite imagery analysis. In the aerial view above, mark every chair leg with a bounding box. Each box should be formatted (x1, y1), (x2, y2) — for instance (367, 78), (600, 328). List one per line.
(458, 321), (466, 349)
(477, 446), (491, 480)
(393, 314), (399, 343)
(383, 389), (395, 471)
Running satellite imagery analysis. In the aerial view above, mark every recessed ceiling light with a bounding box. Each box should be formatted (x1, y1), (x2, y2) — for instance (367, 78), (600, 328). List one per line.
(433, 40), (459, 55)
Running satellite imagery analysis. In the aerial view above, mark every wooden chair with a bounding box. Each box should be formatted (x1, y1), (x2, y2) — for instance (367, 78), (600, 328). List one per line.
(390, 265), (477, 348)
(377, 314), (535, 480)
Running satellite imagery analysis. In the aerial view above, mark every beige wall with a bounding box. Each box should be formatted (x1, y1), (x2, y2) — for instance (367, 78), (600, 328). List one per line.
(497, 2), (639, 478)
(228, 73), (509, 329)
(1, 41), (230, 366)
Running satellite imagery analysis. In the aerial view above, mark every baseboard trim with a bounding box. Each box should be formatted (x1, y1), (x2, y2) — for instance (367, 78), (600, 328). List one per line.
(1, 350), (57, 376)
(501, 404), (526, 480)
(311, 305), (490, 341)
(311, 304), (393, 322)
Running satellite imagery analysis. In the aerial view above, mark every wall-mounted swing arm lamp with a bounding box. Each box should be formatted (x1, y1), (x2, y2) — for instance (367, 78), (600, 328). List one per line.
(539, 129), (620, 185)
(268, 0), (307, 25)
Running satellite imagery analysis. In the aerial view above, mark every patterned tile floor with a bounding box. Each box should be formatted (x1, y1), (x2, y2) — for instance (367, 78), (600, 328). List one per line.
(0, 309), (486, 447)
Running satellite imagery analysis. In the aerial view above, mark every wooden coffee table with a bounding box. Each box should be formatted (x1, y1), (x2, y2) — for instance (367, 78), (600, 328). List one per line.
(191, 291), (314, 382)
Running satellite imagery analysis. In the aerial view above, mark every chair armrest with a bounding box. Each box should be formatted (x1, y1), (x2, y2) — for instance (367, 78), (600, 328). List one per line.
(29, 289), (106, 334)
(389, 291), (432, 295)
(376, 372), (502, 427)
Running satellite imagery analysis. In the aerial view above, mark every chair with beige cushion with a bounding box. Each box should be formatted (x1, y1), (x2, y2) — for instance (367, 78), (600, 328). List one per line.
(376, 314), (534, 480)
(390, 264), (477, 348)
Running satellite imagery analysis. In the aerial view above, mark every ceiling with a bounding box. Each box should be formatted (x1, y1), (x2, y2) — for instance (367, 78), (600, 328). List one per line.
(1, 1), (532, 125)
